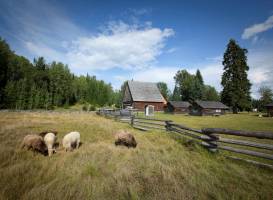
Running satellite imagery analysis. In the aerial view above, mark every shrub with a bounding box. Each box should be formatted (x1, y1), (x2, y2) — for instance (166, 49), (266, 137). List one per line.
(89, 105), (96, 111)
(63, 103), (70, 109)
(82, 104), (88, 111)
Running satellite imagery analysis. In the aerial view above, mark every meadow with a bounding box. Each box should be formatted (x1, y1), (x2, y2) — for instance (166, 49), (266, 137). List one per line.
(0, 111), (272, 200)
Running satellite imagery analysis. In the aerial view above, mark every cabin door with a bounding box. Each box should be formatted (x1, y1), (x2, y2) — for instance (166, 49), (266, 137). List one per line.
(145, 105), (154, 116)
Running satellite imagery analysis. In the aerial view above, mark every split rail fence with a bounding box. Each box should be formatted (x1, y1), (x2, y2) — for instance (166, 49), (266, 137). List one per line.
(97, 109), (273, 169)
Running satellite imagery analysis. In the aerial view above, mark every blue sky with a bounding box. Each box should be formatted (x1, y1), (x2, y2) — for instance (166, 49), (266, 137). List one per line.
(0, 0), (273, 97)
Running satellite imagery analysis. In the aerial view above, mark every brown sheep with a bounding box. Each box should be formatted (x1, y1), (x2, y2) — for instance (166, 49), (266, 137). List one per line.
(21, 134), (48, 155)
(114, 130), (137, 148)
(38, 130), (58, 137)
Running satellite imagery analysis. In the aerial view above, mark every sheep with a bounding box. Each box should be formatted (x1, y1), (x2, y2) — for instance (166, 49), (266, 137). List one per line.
(114, 130), (137, 148)
(39, 130), (58, 137)
(21, 134), (47, 155)
(44, 132), (57, 156)
(62, 131), (80, 152)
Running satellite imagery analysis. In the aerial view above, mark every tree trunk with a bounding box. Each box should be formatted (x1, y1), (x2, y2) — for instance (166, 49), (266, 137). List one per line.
(232, 107), (238, 114)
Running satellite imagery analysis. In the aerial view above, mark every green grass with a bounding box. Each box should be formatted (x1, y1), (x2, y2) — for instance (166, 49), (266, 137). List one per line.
(0, 111), (272, 200)
(137, 112), (273, 132)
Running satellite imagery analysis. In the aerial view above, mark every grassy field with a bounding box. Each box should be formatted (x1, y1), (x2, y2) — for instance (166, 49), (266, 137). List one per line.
(0, 111), (273, 200)
(137, 112), (273, 132)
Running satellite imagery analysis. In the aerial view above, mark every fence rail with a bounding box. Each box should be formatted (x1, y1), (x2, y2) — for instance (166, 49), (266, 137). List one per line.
(97, 108), (273, 169)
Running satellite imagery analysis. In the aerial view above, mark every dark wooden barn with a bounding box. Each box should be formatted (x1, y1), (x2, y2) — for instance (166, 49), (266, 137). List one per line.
(122, 81), (166, 111)
(265, 103), (273, 117)
(190, 101), (229, 116)
(165, 101), (191, 114)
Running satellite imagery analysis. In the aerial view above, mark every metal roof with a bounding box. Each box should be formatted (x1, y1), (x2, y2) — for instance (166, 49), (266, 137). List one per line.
(168, 101), (191, 108)
(127, 81), (165, 102)
(195, 101), (229, 109)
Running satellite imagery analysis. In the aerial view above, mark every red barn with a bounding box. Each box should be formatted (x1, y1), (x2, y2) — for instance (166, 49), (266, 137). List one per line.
(122, 81), (166, 111)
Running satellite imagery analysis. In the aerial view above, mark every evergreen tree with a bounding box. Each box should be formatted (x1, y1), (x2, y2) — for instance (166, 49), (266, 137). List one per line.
(221, 39), (251, 113)
(196, 69), (204, 85)
(157, 82), (170, 100)
(0, 37), (119, 110)
(0, 38), (11, 107)
(171, 85), (181, 101)
(258, 86), (273, 110)
(194, 69), (204, 100)
(202, 85), (220, 101)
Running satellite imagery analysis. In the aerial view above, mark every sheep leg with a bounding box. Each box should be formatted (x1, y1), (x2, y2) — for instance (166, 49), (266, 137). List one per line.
(76, 141), (80, 149)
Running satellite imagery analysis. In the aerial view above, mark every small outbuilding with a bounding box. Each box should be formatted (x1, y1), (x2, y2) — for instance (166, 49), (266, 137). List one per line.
(190, 101), (229, 116)
(265, 103), (273, 117)
(165, 101), (191, 114)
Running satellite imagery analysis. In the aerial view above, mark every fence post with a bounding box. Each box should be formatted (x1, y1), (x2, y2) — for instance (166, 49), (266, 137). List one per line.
(130, 115), (135, 127)
(165, 120), (171, 131)
(201, 130), (218, 153)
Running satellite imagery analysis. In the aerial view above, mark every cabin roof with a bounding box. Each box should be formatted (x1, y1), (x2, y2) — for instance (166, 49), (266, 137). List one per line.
(265, 102), (273, 107)
(195, 101), (229, 109)
(127, 81), (165, 102)
(168, 101), (191, 108)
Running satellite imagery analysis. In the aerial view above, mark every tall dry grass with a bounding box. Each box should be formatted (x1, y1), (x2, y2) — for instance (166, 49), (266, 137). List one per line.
(0, 111), (272, 200)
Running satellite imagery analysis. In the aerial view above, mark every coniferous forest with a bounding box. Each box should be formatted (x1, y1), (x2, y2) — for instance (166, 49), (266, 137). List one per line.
(0, 38), (120, 110)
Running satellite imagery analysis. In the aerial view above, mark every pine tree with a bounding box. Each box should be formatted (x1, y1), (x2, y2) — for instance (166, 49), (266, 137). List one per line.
(157, 82), (170, 100)
(0, 38), (11, 107)
(221, 39), (251, 113)
(202, 85), (220, 101)
(195, 69), (204, 100)
(171, 85), (181, 101)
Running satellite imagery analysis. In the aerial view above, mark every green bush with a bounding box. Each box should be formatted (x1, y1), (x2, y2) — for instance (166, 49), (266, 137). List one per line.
(63, 103), (70, 109)
(82, 104), (88, 111)
(89, 105), (96, 111)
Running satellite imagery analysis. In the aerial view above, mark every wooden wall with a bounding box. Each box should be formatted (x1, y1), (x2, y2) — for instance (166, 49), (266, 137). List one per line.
(190, 106), (226, 116)
(165, 104), (189, 114)
(267, 107), (273, 117)
(133, 101), (165, 111)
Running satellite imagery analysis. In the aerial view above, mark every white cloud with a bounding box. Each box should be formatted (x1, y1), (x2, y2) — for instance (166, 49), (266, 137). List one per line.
(130, 8), (151, 16)
(242, 15), (273, 39)
(248, 49), (273, 97)
(166, 47), (177, 53)
(67, 21), (174, 71)
(24, 41), (64, 62)
(1, 1), (175, 72)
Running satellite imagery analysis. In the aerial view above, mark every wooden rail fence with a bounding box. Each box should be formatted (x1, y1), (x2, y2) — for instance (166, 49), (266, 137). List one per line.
(97, 108), (273, 169)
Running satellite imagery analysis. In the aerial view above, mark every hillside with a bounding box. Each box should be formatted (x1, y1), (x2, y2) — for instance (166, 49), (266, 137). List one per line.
(0, 111), (272, 200)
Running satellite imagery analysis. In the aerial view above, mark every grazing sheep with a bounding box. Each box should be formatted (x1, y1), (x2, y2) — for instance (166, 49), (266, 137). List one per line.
(21, 134), (47, 155)
(62, 131), (80, 152)
(114, 130), (137, 148)
(44, 133), (57, 156)
(39, 130), (58, 137)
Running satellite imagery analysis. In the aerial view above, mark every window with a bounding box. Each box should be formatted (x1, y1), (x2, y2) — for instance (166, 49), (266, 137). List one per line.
(215, 109), (221, 113)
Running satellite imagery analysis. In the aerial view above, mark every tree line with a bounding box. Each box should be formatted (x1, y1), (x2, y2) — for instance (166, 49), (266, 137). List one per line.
(0, 38), (118, 110)
(1, 37), (272, 112)
(155, 39), (272, 113)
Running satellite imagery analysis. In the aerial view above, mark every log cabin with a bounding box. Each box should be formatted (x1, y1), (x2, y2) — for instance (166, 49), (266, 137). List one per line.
(190, 101), (229, 116)
(265, 103), (273, 117)
(165, 101), (191, 114)
(122, 81), (167, 111)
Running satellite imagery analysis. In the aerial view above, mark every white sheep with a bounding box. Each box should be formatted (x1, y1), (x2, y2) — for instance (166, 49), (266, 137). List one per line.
(62, 131), (80, 152)
(44, 132), (57, 156)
